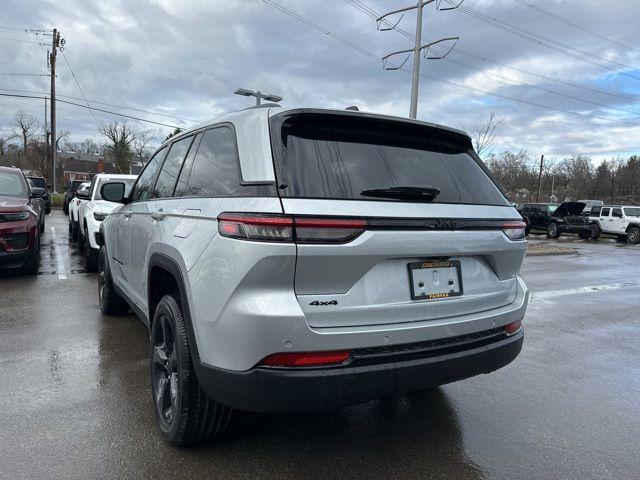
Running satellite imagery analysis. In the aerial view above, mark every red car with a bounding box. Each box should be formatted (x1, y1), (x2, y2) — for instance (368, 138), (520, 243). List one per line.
(0, 166), (45, 274)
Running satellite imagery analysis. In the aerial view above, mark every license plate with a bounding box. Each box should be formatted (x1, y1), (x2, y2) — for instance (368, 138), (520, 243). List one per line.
(408, 260), (463, 301)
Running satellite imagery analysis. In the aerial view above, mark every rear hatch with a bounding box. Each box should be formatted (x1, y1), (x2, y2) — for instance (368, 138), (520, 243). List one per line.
(269, 110), (525, 328)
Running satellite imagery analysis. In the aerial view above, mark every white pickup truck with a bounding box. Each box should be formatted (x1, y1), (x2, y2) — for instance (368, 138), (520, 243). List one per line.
(590, 205), (640, 244)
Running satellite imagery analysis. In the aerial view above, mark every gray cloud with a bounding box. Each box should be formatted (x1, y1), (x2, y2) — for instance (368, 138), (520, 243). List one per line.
(1, 0), (639, 160)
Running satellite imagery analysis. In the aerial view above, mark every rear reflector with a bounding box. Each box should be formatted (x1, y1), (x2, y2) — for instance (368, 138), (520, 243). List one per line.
(505, 320), (522, 335)
(260, 350), (352, 367)
(501, 221), (526, 240)
(218, 213), (367, 244)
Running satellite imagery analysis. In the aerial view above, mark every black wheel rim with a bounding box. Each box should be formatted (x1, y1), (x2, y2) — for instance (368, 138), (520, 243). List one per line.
(151, 314), (178, 427)
(550, 225), (557, 235)
(630, 230), (639, 242)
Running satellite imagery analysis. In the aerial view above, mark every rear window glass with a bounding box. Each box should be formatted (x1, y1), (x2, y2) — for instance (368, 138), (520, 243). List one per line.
(271, 113), (508, 206)
(624, 207), (640, 217)
(28, 177), (46, 188)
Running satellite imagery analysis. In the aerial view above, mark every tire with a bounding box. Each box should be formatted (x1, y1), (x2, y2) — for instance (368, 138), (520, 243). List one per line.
(40, 216), (45, 234)
(547, 222), (560, 239)
(150, 294), (231, 446)
(523, 217), (531, 236)
(45, 205), (51, 215)
(71, 220), (79, 241)
(63, 204), (69, 215)
(591, 224), (601, 239)
(627, 226), (640, 245)
(98, 247), (129, 315)
(21, 236), (39, 275)
(78, 226), (85, 252)
(578, 231), (591, 240)
(84, 230), (98, 272)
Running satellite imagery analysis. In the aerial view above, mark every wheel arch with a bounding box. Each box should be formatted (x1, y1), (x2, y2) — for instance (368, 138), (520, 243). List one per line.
(148, 253), (201, 365)
(625, 223), (640, 233)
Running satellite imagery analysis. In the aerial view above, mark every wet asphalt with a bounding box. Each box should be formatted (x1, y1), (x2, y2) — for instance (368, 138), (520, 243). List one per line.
(1, 211), (639, 480)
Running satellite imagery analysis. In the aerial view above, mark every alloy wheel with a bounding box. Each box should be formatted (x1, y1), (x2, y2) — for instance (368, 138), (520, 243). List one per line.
(151, 314), (178, 427)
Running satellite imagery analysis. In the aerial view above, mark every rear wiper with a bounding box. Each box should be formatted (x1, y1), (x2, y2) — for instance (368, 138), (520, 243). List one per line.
(360, 186), (441, 202)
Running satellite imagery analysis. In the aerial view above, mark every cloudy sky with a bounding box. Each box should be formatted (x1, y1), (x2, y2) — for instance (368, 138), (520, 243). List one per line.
(1, 0), (639, 162)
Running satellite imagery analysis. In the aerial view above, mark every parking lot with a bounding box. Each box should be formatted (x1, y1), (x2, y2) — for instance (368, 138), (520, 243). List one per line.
(1, 210), (638, 479)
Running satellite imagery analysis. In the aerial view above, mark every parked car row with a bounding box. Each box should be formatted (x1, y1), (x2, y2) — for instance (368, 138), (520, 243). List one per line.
(0, 166), (47, 274)
(517, 200), (640, 244)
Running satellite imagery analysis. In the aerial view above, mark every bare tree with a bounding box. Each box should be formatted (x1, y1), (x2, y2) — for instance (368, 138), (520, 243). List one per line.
(13, 111), (39, 154)
(0, 127), (17, 157)
(99, 121), (137, 173)
(473, 112), (505, 157)
(132, 129), (155, 164)
(55, 129), (70, 152)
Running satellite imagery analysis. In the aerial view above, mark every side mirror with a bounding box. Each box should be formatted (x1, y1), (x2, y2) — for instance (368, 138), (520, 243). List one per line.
(76, 189), (91, 200)
(101, 182), (126, 203)
(30, 187), (46, 198)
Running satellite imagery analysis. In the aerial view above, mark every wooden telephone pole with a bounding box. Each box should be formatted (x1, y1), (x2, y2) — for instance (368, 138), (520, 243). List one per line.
(536, 154), (544, 202)
(49, 29), (62, 193)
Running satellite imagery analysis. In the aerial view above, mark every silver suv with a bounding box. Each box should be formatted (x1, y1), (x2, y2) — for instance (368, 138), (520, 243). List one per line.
(98, 106), (528, 445)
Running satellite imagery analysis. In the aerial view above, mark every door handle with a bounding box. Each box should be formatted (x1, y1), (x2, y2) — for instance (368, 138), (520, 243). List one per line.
(151, 211), (166, 221)
(124, 212), (132, 219)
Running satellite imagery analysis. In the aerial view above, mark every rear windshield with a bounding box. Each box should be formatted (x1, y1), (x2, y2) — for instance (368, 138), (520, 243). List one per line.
(0, 171), (27, 197)
(69, 181), (82, 191)
(271, 113), (508, 206)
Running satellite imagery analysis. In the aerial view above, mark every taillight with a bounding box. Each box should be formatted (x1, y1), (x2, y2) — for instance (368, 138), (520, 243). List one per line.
(505, 320), (523, 335)
(259, 350), (352, 367)
(501, 221), (526, 240)
(217, 213), (293, 242)
(217, 213), (367, 244)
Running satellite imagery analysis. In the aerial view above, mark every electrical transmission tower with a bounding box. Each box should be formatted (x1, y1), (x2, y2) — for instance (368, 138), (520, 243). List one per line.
(377, 0), (463, 119)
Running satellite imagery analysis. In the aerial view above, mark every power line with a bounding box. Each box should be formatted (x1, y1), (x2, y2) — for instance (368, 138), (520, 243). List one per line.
(347, 0), (640, 118)
(0, 73), (49, 77)
(448, 2), (640, 81)
(0, 87), (198, 123)
(348, 0), (639, 103)
(0, 35), (42, 45)
(61, 49), (99, 127)
(262, 0), (640, 127)
(0, 92), (181, 128)
(514, 0), (640, 55)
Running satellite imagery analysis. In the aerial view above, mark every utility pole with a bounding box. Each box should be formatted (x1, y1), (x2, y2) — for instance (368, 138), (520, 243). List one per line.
(49, 29), (63, 193)
(44, 96), (49, 179)
(536, 154), (544, 202)
(377, 0), (462, 119)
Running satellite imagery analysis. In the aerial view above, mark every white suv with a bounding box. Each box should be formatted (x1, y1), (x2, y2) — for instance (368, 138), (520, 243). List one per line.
(97, 106), (528, 445)
(590, 205), (640, 244)
(78, 174), (137, 271)
(68, 181), (90, 241)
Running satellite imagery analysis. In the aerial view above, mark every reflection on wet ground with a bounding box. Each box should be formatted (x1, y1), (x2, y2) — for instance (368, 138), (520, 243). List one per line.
(1, 211), (639, 479)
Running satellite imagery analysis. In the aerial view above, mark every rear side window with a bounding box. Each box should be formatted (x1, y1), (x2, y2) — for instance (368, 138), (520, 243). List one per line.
(612, 208), (623, 218)
(153, 136), (194, 198)
(271, 113), (508, 206)
(181, 126), (274, 198)
(601, 207), (610, 217)
(131, 146), (168, 202)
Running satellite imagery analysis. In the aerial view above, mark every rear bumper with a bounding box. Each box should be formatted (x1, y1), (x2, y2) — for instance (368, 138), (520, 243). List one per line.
(195, 328), (523, 413)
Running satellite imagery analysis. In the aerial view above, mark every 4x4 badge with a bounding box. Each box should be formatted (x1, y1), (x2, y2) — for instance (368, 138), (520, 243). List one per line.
(309, 300), (338, 306)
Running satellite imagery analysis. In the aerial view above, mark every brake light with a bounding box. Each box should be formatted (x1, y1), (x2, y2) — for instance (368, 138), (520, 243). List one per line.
(259, 350), (352, 367)
(505, 320), (522, 335)
(501, 221), (526, 240)
(217, 213), (367, 244)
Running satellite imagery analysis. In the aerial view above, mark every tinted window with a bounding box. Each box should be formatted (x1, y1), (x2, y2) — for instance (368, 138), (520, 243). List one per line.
(612, 208), (623, 218)
(183, 126), (273, 198)
(624, 207), (640, 217)
(174, 133), (203, 197)
(601, 207), (610, 217)
(153, 136), (194, 198)
(28, 177), (46, 189)
(272, 114), (508, 206)
(590, 206), (602, 216)
(131, 147), (167, 202)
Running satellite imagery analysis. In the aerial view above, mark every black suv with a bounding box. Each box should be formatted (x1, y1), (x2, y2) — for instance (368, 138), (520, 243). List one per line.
(26, 176), (51, 214)
(63, 180), (84, 215)
(547, 201), (592, 239)
(518, 203), (558, 235)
